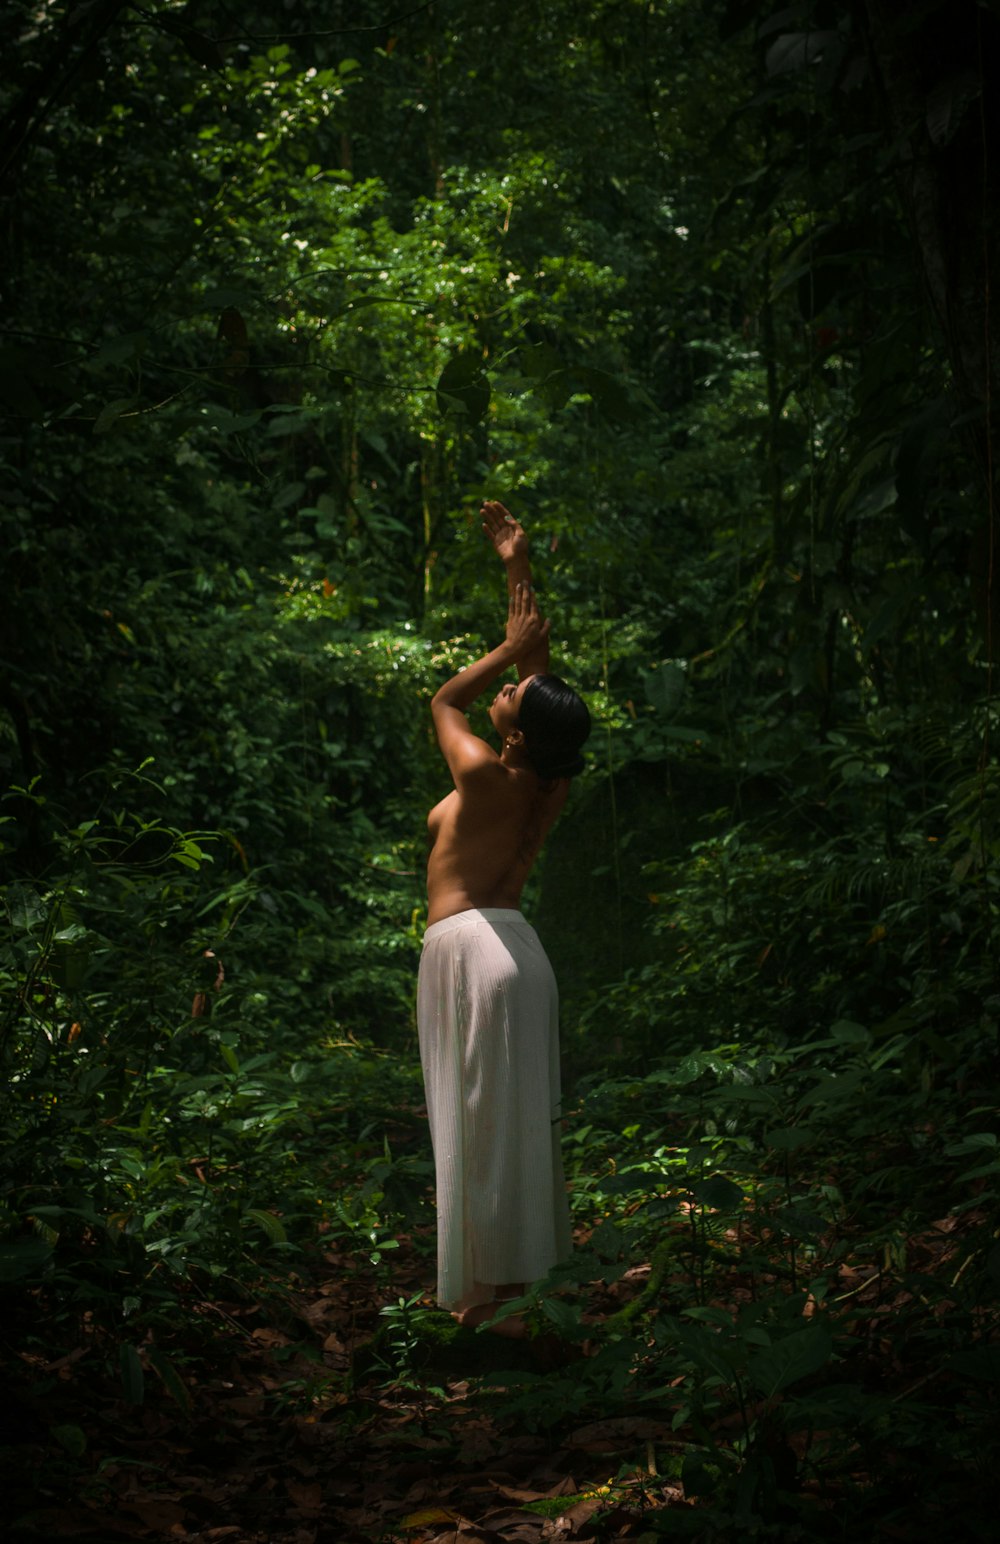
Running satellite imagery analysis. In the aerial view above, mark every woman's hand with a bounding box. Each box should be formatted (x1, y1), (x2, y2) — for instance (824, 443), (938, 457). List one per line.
(505, 581), (550, 659)
(482, 500), (528, 565)
(483, 499), (549, 678)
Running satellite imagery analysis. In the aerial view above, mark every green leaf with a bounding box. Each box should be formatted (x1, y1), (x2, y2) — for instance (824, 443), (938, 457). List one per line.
(588, 1219), (622, 1259)
(683, 1306), (734, 1327)
(681, 1449), (725, 1501)
(436, 352), (491, 424)
(690, 1175), (745, 1212)
(273, 481), (306, 511)
(519, 342), (571, 410)
(51, 1424), (87, 1458)
(797, 1069), (865, 1108)
(540, 1295), (583, 1335)
(84, 333), (148, 373)
(766, 31), (840, 76)
(147, 1349), (193, 1414)
(673, 1320), (741, 1384)
(860, 586), (920, 653)
(244, 1208), (287, 1244)
(830, 1019), (870, 1046)
(0, 1236), (54, 1282)
(197, 404), (265, 434)
(747, 1323), (832, 1396)
(644, 662), (687, 715)
(773, 1206), (827, 1241)
(944, 1133), (997, 1157)
(94, 396), (141, 434)
(852, 475), (898, 520)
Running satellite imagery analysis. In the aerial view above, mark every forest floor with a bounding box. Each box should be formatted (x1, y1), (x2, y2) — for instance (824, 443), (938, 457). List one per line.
(4, 1221), (685, 1544)
(4, 1197), (998, 1542)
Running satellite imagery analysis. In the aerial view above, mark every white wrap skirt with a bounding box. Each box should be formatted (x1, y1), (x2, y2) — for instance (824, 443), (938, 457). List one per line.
(417, 908), (572, 1311)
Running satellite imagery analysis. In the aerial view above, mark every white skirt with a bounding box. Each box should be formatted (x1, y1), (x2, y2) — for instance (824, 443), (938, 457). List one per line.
(417, 908), (572, 1311)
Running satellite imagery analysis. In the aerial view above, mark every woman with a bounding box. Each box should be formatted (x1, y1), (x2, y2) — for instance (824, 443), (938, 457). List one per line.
(417, 500), (591, 1330)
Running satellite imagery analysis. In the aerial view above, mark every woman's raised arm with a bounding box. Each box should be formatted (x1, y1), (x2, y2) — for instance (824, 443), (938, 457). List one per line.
(429, 584), (550, 780)
(481, 500), (551, 679)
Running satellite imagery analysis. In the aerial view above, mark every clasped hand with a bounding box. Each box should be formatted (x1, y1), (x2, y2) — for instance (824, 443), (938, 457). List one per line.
(505, 581), (549, 658)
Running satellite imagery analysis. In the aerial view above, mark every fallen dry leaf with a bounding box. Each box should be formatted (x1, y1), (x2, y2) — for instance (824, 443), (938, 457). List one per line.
(478, 1505), (547, 1531)
(120, 1499), (189, 1530)
(401, 1506), (463, 1528)
(286, 1479), (323, 1514)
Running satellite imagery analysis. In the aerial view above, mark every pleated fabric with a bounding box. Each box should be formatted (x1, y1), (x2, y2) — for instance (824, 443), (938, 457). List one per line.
(417, 908), (572, 1311)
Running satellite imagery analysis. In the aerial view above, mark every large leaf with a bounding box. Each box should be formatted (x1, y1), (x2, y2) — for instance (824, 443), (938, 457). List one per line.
(747, 1323), (833, 1396)
(797, 1069), (865, 1108)
(436, 352), (490, 424)
(147, 1349), (193, 1414)
(673, 1320), (742, 1385)
(244, 1208), (288, 1244)
(690, 1175), (745, 1213)
(644, 661), (687, 715)
(93, 396), (142, 433)
(766, 31), (840, 76)
(520, 341), (571, 410)
(0, 1237), (54, 1283)
(773, 1206), (827, 1241)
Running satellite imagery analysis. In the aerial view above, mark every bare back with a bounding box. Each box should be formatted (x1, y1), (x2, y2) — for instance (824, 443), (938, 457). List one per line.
(426, 764), (569, 925)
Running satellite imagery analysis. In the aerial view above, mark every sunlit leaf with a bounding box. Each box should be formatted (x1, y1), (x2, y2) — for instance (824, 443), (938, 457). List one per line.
(244, 1208), (288, 1244)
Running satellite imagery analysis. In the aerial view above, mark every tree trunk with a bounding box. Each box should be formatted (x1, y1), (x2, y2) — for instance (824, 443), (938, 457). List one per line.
(861, 0), (999, 451)
(861, 0), (1000, 646)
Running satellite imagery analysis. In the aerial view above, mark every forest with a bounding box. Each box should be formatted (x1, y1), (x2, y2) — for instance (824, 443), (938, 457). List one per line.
(1, 0), (998, 1538)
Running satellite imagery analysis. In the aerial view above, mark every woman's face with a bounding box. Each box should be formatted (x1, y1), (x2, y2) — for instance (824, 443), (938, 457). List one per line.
(489, 674), (536, 737)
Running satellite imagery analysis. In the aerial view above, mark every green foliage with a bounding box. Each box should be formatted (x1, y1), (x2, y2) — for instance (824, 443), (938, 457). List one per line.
(0, 768), (429, 1402)
(474, 1013), (999, 1530)
(1, 0), (999, 1532)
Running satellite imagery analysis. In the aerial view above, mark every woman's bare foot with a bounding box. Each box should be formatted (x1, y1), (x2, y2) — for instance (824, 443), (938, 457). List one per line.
(452, 1299), (528, 1337)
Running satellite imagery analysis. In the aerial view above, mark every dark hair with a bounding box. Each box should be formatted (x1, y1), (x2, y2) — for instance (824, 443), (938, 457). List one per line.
(518, 674), (591, 780)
